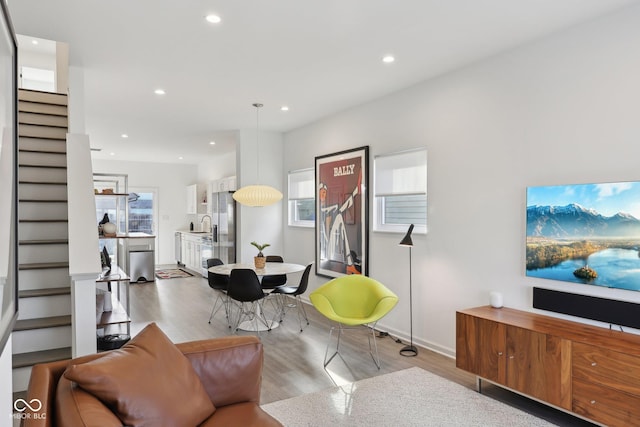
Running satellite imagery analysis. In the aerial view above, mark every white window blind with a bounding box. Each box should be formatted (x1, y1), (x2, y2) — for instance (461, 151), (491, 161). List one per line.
(288, 168), (315, 227)
(374, 148), (427, 233)
(288, 168), (314, 200)
(374, 150), (427, 197)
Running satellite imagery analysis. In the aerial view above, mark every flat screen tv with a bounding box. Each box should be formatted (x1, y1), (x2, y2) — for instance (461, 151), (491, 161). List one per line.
(526, 181), (640, 292)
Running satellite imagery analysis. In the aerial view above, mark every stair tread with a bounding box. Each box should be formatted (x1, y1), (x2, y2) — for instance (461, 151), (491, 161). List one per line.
(19, 219), (68, 223)
(18, 262), (69, 270)
(19, 148), (66, 155)
(18, 122), (69, 129)
(19, 239), (69, 245)
(18, 180), (67, 185)
(18, 89), (68, 102)
(19, 287), (71, 298)
(18, 102), (68, 117)
(19, 135), (67, 142)
(14, 315), (72, 331)
(19, 199), (68, 203)
(12, 347), (72, 369)
(19, 181), (67, 185)
(18, 163), (67, 169)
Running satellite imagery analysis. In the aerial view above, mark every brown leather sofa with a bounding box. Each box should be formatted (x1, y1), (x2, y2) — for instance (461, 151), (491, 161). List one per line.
(22, 334), (282, 427)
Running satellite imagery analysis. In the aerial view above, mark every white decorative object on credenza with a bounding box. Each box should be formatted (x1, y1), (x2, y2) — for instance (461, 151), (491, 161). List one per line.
(490, 291), (503, 308)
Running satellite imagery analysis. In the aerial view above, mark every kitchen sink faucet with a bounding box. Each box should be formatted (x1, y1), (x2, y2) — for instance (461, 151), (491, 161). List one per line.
(201, 215), (212, 232)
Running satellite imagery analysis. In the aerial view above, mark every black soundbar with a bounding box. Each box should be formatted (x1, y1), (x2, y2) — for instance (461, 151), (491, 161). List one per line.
(533, 287), (640, 330)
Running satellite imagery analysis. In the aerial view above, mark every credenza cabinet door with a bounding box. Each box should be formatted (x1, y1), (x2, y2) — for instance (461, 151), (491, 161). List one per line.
(572, 342), (640, 426)
(505, 326), (571, 410)
(456, 312), (506, 384)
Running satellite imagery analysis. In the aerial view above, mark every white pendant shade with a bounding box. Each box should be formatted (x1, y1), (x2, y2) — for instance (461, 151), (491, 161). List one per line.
(233, 184), (283, 207)
(234, 103), (283, 207)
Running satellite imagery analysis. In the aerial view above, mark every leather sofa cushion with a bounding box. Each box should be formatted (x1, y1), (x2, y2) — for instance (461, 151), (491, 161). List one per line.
(64, 322), (215, 427)
(56, 376), (123, 427)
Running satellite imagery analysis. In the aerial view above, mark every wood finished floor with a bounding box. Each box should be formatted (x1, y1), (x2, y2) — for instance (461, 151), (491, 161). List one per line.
(129, 268), (596, 426)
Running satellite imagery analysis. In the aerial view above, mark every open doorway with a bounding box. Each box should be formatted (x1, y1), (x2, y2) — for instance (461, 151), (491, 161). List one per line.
(129, 187), (159, 264)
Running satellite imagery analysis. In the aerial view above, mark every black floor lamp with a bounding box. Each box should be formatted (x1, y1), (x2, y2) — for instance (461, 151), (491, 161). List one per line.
(399, 224), (417, 357)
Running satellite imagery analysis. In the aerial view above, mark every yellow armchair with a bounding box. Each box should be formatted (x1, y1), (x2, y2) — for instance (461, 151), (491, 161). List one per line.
(310, 275), (398, 368)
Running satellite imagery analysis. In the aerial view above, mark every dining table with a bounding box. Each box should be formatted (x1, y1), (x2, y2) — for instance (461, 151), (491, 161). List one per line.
(208, 262), (306, 331)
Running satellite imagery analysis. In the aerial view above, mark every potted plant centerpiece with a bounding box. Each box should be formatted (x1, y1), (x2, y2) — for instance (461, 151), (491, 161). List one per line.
(251, 241), (270, 269)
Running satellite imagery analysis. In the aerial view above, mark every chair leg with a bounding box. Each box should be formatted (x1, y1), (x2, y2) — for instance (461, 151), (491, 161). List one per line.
(322, 323), (382, 369)
(323, 324), (343, 367)
(295, 295), (309, 332)
(232, 300), (273, 334)
(208, 291), (229, 325)
(367, 323), (381, 369)
(255, 299), (273, 332)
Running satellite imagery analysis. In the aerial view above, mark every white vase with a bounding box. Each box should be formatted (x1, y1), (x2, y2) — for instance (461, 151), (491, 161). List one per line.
(103, 222), (117, 236)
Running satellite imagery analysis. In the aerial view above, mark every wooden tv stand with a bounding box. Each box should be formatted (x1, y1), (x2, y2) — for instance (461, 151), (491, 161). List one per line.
(456, 306), (640, 427)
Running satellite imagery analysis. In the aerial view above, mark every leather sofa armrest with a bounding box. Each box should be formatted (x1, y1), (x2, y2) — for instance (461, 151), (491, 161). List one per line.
(23, 353), (105, 427)
(22, 360), (68, 427)
(177, 336), (263, 407)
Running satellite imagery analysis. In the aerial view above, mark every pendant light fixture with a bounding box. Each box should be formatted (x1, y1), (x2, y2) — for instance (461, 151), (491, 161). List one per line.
(233, 103), (283, 207)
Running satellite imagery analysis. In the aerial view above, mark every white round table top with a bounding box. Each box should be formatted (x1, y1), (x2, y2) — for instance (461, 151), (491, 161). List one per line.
(208, 262), (305, 276)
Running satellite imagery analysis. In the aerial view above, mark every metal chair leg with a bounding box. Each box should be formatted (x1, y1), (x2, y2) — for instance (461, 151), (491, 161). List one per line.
(322, 323), (381, 369)
(367, 322), (381, 369)
(295, 295), (309, 332)
(208, 291), (230, 325)
(323, 324), (343, 367)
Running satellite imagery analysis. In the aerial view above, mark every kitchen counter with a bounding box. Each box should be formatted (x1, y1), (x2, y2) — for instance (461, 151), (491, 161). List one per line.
(178, 230), (212, 237)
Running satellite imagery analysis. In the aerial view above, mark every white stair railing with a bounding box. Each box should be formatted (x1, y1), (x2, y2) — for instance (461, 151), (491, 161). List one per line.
(66, 133), (100, 357)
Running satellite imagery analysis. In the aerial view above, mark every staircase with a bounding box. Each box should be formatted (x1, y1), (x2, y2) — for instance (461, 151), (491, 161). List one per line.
(12, 89), (72, 394)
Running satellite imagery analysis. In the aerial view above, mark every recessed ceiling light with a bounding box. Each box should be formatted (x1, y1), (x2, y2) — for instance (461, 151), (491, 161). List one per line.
(121, 134), (128, 138)
(154, 89), (166, 95)
(109, 152), (115, 156)
(205, 14), (221, 24)
(31, 40), (38, 45)
(178, 156), (183, 160)
(209, 141), (216, 145)
(280, 106), (289, 112)
(382, 55), (395, 64)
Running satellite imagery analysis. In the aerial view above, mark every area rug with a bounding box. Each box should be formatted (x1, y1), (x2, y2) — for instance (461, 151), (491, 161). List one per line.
(155, 268), (194, 279)
(262, 367), (554, 427)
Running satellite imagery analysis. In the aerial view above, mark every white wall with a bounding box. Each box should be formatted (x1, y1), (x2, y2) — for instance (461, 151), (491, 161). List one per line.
(197, 149), (236, 184)
(283, 4), (640, 356)
(1, 338), (12, 423)
(92, 159), (199, 264)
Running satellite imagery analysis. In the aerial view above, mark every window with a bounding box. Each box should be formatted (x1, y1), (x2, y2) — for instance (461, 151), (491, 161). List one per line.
(374, 148), (427, 234)
(288, 168), (315, 227)
(128, 192), (154, 234)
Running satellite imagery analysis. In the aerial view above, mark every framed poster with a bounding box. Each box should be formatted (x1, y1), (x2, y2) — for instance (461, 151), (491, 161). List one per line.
(315, 146), (369, 278)
(0, 0), (18, 352)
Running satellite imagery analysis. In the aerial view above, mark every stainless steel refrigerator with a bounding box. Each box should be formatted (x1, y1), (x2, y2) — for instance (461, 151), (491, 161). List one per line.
(210, 191), (236, 265)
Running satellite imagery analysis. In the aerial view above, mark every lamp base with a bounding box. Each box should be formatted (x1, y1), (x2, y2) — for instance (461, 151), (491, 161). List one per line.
(400, 344), (418, 357)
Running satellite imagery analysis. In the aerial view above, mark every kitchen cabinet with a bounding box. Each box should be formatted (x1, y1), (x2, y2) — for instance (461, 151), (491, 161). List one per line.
(211, 176), (237, 193)
(187, 183), (209, 215)
(456, 306), (640, 427)
(180, 232), (204, 274)
(186, 184), (198, 214)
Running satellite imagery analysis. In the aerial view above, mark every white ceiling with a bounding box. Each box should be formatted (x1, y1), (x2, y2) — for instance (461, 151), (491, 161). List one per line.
(7, 0), (639, 164)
